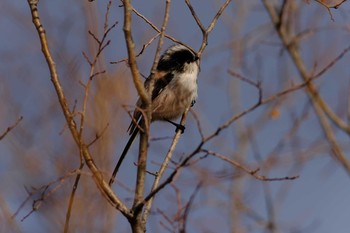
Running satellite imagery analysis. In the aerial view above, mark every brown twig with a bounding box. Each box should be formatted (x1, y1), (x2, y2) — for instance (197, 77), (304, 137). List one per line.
(314, 0), (348, 21)
(138, 64), (335, 211)
(190, 109), (204, 140)
(262, 0), (350, 175)
(121, 0), (156, 231)
(111, 33), (160, 64)
(27, 0), (131, 219)
(80, 21), (117, 138)
(185, 0), (232, 56)
(315, 0), (335, 21)
(64, 4), (118, 231)
(142, 105), (191, 222)
(12, 170), (78, 220)
(150, 0), (171, 74)
(64, 164), (83, 233)
(141, 0), (234, 222)
(122, 0), (149, 106)
(157, 208), (175, 232)
(180, 181), (202, 233)
(228, 70), (261, 89)
(202, 150), (299, 181)
(131, 6), (181, 44)
(87, 123), (110, 147)
(0, 116), (23, 140)
(104, 0), (113, 33)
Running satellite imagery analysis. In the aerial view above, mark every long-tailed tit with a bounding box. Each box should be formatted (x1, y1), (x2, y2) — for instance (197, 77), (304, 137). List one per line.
(109, 44), (199, 186)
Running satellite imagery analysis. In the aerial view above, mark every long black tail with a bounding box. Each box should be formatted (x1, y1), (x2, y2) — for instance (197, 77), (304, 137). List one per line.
(109, 125), (140, 186)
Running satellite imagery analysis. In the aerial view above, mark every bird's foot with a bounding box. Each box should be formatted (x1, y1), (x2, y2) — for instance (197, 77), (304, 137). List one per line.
(166, 119), (185, 134)
(175, 124), (185, 134)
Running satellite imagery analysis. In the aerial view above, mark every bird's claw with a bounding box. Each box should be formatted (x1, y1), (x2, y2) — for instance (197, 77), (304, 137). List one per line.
(191, 100), (196, 107)
(175, 124), (185, 134)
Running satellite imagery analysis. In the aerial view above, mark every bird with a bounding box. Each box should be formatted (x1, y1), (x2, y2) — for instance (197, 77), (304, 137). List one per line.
(109, 44), (200, 186)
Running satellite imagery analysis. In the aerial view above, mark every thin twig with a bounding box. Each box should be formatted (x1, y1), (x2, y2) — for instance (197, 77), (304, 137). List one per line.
(131, 6), (181, 44)
(80, 21), (117, 138)
(228, 70), (261, 89)
(185, 0), (232, 56)
(65, 8), (118, 230)
(202, 149), (299, 181)
(0, 116), (23, 140)
(262, 0), (350, 175)
(87, 123), (110, 147)
(142, 106), (190, 222)
(314, 0), (348, 21)
(190, 109), (204, 140)
(150, 0), (171, 74)
(27, 0), (131, 218)
(180, 181), (202, 233)
(315, 0), (334, 21)
(131, 1), (172, 227)
(111, 33), (160, 64)
(64, 165), (83, 233)
(13, 170), (78, 220)
(138, 65), (332, 211)
(104, 0), (113, 33)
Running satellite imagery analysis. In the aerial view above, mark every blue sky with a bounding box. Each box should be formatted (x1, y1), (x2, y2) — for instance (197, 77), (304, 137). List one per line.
(1, 1), (350, 232)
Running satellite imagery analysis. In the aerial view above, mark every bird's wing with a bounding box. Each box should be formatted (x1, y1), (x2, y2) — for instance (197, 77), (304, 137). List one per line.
(150, 72), (174, 100)
(127, 71), (174, 135)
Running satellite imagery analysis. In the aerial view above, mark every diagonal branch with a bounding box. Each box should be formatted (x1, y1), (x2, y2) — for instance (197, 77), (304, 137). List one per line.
(0, 116), (23, 140)
(262, 0), (350, 175)
(27, 0), (131, 219)
(142, 106), (191, 223)
(122, 0), (150, 106)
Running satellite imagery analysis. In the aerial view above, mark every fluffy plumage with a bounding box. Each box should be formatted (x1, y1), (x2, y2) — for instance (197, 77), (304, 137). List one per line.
(109, 44), (199, 186)
(128, 44), (199, 134)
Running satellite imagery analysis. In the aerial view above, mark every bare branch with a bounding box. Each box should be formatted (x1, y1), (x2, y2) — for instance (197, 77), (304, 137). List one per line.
(13, 170), (78, 220)
(150, 0), (171, 74)
(315, 0), (335, 21)
(131, 6), (181, 44)
(184, 0), (206, 33)
(122, 0), (149, 106)
(111, 33), (160, 65)
(0, 116), (23, 140)
(180, 182), (202, 233)
(185, 0), (232, 56)
(27, 0), (131, 218)
(202, 150), (299, 181)
(228, 70), (261, 90)
(190, 109), (204, 140)
(262, 0), (350, 175)
(142, 105), (191, 222)
(64, 165), (84, 233)
(87, 123), (110, 147)
(314, 0), (348, 21)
